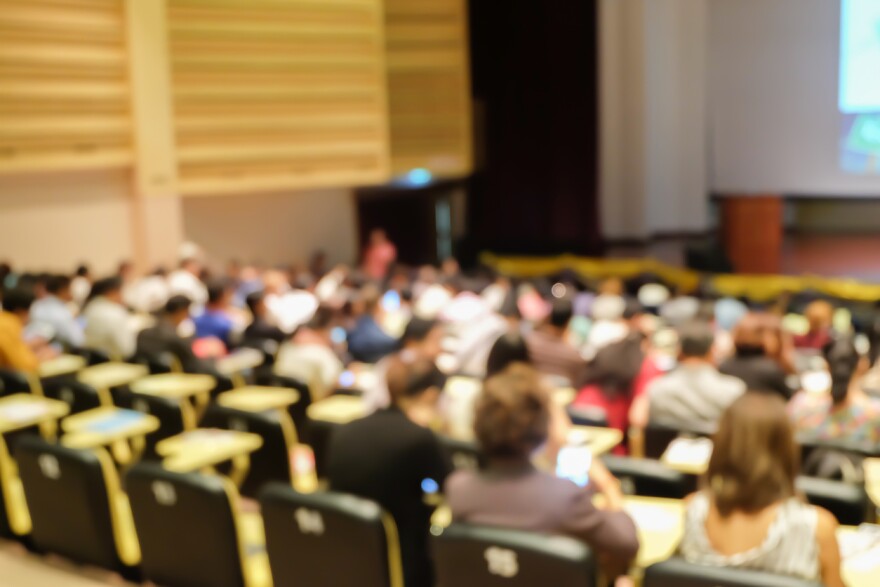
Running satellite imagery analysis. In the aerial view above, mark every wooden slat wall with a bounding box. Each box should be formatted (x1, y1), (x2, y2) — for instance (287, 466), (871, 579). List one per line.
(0, 0), (132, 174)
(167, 0), (390, 196)
(384, 0), (472, 178)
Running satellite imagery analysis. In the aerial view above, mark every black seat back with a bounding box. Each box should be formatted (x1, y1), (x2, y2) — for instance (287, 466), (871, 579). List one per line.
(129, 393), (193, 460)
(15, 436), (128, 572)
(254, 373), (311, 437)
(126, 463), (246, 587)
(432, 523), (595, 587)
(438, 435), (486, 471)
(644, 557), (823, 586)
(200, 404), (295, 497)
(566, 405), (609, 428)
(796, 476), (871, 525)
(41, 379), (103, 417)
(602, 455), (695, 499)
(644, 419), (715, 459)
(259, 484), (403, 587)
(0, 369), (31, 397)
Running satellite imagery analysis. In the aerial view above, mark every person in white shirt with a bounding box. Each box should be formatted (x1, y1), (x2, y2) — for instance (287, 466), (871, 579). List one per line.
(263, 269), (318, 334)
(274, 307), (344, 402)
(124, 267), (171, 314)
(29, 274), (84, 348)
(82, 277), (137, 360)
(167, 258), (208, 309)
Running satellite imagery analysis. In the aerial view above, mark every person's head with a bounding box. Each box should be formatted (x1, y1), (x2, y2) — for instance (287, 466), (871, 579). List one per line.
(386, 355), (446, 412)
(2, 288), (35, 321)
(486, 331), (531, 377)
(302, 306), (336, 338)
(88, 276), (123, 304)
(401, 317), (443, 358)
(74, 264), (90, 279)
(547, 298), (573, 331)
(586, 334), (645, 397)
(677, 321), (716, 363)
(805, 300), (834, 334)
(206, 279), (233, 310)
(118, 260), (134, 281)
(707, 392), (799, 517)
(823, 337), (868, 405)
(180, 257), (201, 277)
(732, 312), (768, 356)
(45, 274), (73, 302)
(164, 295), (192, 326)
(475, 364), (549, 463)
(369, 228), (388, 245)
(245, 291), (267, 319)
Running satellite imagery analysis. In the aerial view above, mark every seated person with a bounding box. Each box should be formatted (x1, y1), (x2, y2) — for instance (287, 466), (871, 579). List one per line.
(346, 286), (399, 364)
(83, 277), (137, 360)
(242, 291), (286, 346)
(524, 297), (588, 386)
(719, 312), (794, 400)
(788, 337), (880, 445)
(274, 307), (344, 402)
(793, 300), (834, 350)
(635, 321), (745, 430)
(136, 295), (211, 373)
(193, 279), (235, 347)
(326, 356), (451, 587)
(29, 274), (84, 349)
(679, 392), (843, 587)
(446, 364), (639, 579)
(0, 288), (55, 371)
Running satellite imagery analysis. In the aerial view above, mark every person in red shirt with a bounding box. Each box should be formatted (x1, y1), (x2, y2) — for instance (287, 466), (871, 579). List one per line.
(362, 229), (397, 281)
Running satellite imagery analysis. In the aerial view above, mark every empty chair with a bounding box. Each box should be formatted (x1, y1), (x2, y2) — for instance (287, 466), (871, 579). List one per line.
(259, 484), (403, 587)
(254, 372), (312, 435)
(432, 523), (595, 587)
(14, 436), (140, 578)
(602, 455), (695, 499)
(643, 558), (823, 587)
(41, 379), (103, 417)
(131, 351), (181, 375)
(795, 475), (872, 525)
(128, 392), (195, 460)
(200, 404), (296, 497)
(643, 419), (715, 460)
(126, 463), (269, 587)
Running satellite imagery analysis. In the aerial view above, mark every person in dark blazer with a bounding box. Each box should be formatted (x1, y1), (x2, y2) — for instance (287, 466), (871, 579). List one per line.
(720, 312), (794, 400)
(326, 355), (451, 587)
(446, 363), (639, 579)
(136, 295), (211, 374)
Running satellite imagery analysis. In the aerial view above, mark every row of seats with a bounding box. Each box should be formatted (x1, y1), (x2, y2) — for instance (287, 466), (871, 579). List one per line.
(7, 435), (824, 587)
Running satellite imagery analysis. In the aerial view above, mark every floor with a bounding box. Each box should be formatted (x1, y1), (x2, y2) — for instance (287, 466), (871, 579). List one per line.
(0, 541), (137, 587)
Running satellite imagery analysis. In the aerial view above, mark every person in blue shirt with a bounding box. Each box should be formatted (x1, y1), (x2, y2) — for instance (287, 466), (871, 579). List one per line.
(29, 274), (84, 349)
(346, 286), (399, 363)
(193, 279), (235, 347)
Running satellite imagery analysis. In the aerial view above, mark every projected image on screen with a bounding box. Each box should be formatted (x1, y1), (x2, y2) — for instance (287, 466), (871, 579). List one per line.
(840, 0), (880, 174)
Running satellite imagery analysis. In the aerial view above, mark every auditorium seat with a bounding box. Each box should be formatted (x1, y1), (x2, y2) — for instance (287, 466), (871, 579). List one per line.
(128, 392), (195, 460)
(259, 483), (404, 587)
(200, 404), (297, 497)
(643, 557), (823, 586)
(438, 435), (486, 471)
(131, 351), (181, 375)
(432, 523), (595, 587)
(0, 434), (30, 539)
(41, 379), (102, 417)
(0, 369), (31, 397)
(15, 436), (141, 579)
(602, 455), (696, 499)
(126, 463), (269, 587)
(566, 404), (609, 428)
(796, 476), (872, 525)
(254, 372), (311, 433)
(643, 419), (716, 460)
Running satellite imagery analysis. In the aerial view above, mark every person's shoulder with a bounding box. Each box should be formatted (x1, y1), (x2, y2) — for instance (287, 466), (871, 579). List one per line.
(812, 504), (839, 537)
(445, 468), (478, 496)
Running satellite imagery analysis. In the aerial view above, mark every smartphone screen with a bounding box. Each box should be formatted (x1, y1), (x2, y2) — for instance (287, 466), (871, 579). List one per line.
(556, 445), (592, 488)
(338, 370), (356, 388)
(381, 290), (401, 312)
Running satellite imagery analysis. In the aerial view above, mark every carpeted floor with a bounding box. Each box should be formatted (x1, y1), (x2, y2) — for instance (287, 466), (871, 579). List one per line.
(0, 541), (137, 587)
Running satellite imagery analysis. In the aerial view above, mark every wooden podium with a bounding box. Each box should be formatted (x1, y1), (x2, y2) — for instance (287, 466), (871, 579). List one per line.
(720, 195), (783, 274)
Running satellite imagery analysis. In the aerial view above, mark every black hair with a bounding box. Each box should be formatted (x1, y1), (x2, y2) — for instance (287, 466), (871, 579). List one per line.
(206, 279), (231, 305)
(45, 274), (71, 295)
(823, 337), (861, 406)
(486, 331), (531, 377)
(622, 297), (645, 320)
(305, 306), (335, 331)
(165, 295), (192, 315)
(549, 298), (573, 328)
(2, 288), (35, 314)
(74, 264), (89, 278)
(245, 291), (265, 316)
(585, 333), (645, 398)
(402, 317), (438, 345)
(84, 276), (123, 306)
(678, 321), (715, 358)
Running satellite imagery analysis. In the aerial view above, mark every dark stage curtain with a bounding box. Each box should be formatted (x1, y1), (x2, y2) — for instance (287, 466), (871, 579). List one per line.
(466, 0), (601, 257)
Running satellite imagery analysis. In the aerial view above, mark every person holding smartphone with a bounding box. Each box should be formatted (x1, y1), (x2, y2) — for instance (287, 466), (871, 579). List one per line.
(445, 363), (639, 580)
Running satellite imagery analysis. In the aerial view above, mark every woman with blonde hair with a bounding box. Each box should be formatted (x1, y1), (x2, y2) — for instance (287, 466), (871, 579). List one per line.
(679, 392), (843, 586)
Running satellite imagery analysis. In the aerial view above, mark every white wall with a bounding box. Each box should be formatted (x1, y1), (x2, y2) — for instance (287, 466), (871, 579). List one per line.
(600, 0), (709, 239)
(182, 189), (359, 268)
(0, 170), (135, 273)
(708, 0), (880, 196)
